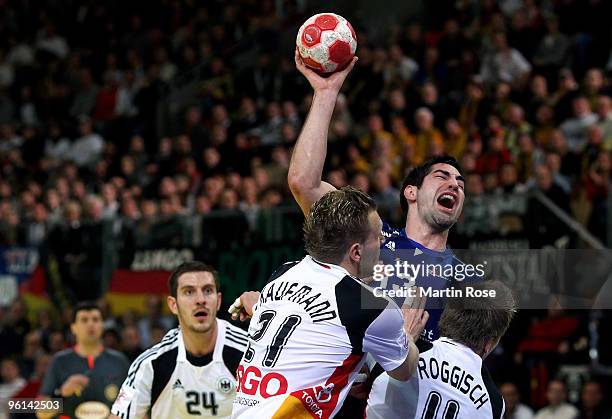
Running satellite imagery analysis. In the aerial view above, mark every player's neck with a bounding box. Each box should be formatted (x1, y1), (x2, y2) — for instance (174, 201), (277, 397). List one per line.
(405, 221), (449, 251)
(182, 320), (218, 356)
(75, 342), (103, 358)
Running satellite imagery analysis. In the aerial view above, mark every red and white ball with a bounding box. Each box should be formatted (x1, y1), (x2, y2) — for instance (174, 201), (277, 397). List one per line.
(296, 13), (357, 74)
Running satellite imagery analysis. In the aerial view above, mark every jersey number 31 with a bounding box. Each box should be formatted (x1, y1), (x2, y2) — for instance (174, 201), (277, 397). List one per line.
(243, 310), (301, 368)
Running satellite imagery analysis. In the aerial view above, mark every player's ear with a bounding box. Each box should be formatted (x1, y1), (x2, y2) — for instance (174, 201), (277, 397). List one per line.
(216, 292), (222, 311)
(348, 242), (361, 264)
(404, 184), (417, 204)
(167, 295), (178, 316)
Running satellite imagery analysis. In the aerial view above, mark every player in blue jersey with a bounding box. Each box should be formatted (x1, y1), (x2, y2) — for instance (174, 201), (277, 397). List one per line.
(288, 50), (472, 345)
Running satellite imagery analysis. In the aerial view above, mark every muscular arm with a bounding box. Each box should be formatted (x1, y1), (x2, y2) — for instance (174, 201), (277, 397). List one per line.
(386, 338), (419, 381)
(287, 50), (357, 215)
(388, 296), (429, 381)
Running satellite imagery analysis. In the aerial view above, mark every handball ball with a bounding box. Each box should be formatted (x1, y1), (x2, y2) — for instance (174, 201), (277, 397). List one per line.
(296, 13), (357, 74)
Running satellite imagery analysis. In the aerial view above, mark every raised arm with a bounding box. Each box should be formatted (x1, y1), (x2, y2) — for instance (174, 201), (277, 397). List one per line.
(288, 50), (357, 214)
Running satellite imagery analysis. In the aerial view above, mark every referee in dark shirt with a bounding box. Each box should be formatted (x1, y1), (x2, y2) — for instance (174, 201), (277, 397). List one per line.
(37, 302), (130, 419)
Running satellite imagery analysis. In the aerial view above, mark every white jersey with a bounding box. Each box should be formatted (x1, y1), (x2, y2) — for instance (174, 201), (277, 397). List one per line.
(112, 319), (247, 418)
(367, 337), (505, 419)
(231, 255), (409, 419)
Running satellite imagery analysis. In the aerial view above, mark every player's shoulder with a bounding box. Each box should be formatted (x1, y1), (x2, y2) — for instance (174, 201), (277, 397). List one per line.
(219, 319), (248, 351)
(129, 328), (181, 367)
(335, 275), (396, 311)
(266, 259), (302, 284)
(218, 319), (247, 376)
(381, 221), (403, 239)
(335, 275), (400, 331)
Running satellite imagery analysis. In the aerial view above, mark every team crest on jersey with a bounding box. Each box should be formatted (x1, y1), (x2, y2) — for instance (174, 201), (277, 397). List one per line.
(217, 377), (235, 394)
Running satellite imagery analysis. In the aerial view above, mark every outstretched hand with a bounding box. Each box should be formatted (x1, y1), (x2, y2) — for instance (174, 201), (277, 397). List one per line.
(229, 291), (261, 321)
(294, 48), (357, 93)
(402, 292), (429, 342)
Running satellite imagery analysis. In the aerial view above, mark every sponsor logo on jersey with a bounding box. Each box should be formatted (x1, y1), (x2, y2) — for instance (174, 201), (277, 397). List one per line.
(314, 383), (334, 403)
(385, 241), (396, 251)
(172, 379), (184, 390)
(236, 365), (288, 398)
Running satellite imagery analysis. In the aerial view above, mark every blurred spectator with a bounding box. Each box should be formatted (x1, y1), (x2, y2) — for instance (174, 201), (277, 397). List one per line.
(35, 309), (56, 352)
(526, 164), (571, 246)
(0, 300), (31, 357)
(518, 298), (589, 369)
(36, 24), (69, 59)
(370, 168), (399, 222)
(560, 97), (597, 153)
(48, 201), (103, 302)
(239, 177), (260, 228)
(120, 326), (143, 362)
(544, 152), (571, 194)
(495, 163), (527, 234)
(137, 295), (174, 348)
(515, 134), (544, 183)
(583, 69), (605, 109)
(532, 16), (570, 78)
(18, 331), (44, 380)
(552, 69), (580, 124)
(533, 380), (578, 419)
(150, 325), (167, 345)
(68, 116), (105, 168)
(505, 104), (532, 156)
(584, 151), (611, 242)
(444, 118), (467, 159)
(477, 132), (511, 175)
(48, 331), (66, 354)
(480, 31), (531, 87)
(359, 115), (394, 155)
(501, 382), (535, 419)
(576, 381), (612, 419)
(531, 164), (571, 212)
(103, 328), (121, 351)
(69, 69), (99, 118)
(459, 172), (496, 236)
(22, 203), (49, 247)
(0, 358), (26, 419)
(414, 107), (444, 165)
(384, 44), (418, 86)
(595, 96), (612, 149)
(12, 353), (51, 399)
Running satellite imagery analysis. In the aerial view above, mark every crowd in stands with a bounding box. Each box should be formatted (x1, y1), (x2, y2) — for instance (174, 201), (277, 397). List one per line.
(0, 0), (611, 251)
(1, 0), (612, 415)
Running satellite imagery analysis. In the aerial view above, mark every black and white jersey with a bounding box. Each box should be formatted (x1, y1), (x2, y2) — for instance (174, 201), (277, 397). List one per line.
(366, 337), (504, 419)
(112, 319), (247, 418)
(231, 255), (409, 419)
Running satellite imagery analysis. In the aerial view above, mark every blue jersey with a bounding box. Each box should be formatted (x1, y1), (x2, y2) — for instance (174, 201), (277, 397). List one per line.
(378, 222), (481, 343)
